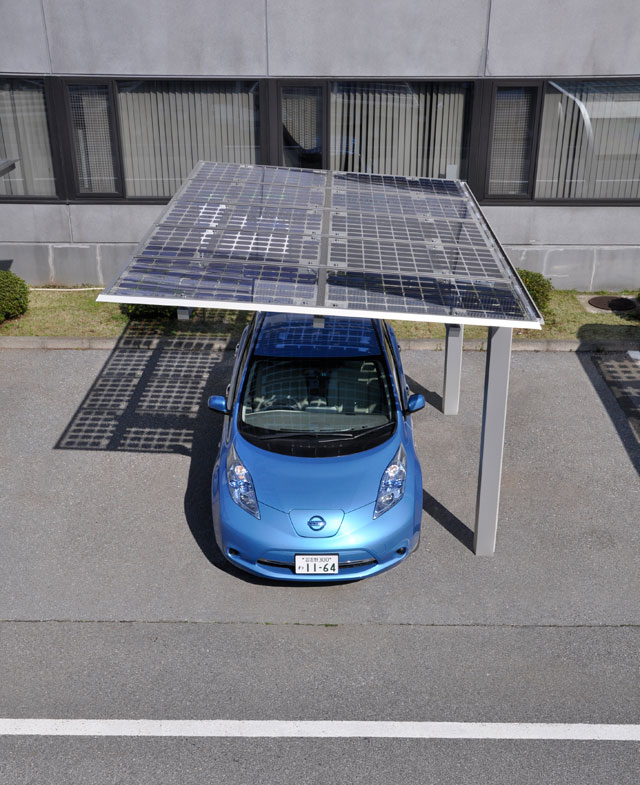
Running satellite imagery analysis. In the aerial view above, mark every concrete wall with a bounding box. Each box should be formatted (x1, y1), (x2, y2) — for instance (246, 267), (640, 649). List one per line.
(0, 205), (161, 286)
(3, 0), (640, 78)
(485, 206), (640, 290)
(2, 0), (640, 289)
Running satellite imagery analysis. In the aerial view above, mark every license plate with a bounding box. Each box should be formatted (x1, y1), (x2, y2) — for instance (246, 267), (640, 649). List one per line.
(295, 554), (339, 575)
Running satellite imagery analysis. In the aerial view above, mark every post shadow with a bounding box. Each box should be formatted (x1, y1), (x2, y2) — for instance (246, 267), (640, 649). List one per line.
(405, 374), (443, 412)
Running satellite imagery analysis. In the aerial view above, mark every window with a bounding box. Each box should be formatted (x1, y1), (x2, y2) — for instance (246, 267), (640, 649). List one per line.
(117, 80), (260, 197)
(0, 78), (56, 196)
(330, 81), (472, 178)
(535, 79), (640, 200)
(280, 85), (323, 169)
(67, 83), (120, 194)
(487, 86), (538, 197)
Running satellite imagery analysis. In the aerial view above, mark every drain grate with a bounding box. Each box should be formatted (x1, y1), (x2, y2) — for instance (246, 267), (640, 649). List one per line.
(588, 295), (637, 312)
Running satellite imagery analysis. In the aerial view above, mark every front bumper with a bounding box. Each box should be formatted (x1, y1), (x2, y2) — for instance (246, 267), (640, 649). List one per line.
(212, 483), (421, 581)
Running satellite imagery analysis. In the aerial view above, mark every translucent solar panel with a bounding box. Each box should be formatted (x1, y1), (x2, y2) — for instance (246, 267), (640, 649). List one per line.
(99, 160), (543, 329)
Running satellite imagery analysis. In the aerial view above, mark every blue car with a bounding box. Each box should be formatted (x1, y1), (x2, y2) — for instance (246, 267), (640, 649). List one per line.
(208, 312), (425, 581)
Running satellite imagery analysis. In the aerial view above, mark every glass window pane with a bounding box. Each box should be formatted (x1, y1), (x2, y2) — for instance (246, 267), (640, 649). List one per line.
(68, 84), (119, 194)
(281, 86), (323, 169)
(330, 81), (472, 178)
(0, 78), (56, 196)
(116, 80), (260, 197)
(488, 87), (536, 196)
(535, 79), (640, 199)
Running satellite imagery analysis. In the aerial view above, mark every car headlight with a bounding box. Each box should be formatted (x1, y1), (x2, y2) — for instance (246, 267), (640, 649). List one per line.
(373, 445), (407, 519)
(226, 444), (260, 519)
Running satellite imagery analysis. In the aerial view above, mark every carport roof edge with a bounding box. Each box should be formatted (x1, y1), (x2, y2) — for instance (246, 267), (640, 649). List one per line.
(98, 161), (543, 330)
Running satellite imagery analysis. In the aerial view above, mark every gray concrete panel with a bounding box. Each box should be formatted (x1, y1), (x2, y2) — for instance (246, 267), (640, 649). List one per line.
(267, 0), (489, 76)
(0, 204), (70, 243)
(97, 243), (137, 285)
(591, 246), (640, 291)
(70, 204), (164, 243)
(50, 243), (98, 285)
(0, 0), (51, 73)
(484, 205), (640, 246)
(506, 245), (640, 291)
(487, 0), (640, 76)
(42, 0), (267, 76)
(507, 246), (596, 291)
(0, 243), (52, 284)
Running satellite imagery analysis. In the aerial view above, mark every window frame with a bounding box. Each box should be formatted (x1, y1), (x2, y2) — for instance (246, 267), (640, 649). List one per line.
(61, 76), (126, 199)
(477, 79), (544, 203)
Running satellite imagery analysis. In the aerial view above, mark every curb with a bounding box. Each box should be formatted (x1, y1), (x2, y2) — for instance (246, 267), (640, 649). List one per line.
(0, 335), (638, 352)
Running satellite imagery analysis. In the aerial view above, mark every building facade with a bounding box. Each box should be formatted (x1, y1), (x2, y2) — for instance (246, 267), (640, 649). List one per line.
(2, 0), (640, 290)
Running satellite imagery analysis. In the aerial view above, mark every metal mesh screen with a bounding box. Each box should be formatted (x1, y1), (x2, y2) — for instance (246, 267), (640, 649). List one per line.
(68, 84), (118, 193)
(487, 87), (536, 196)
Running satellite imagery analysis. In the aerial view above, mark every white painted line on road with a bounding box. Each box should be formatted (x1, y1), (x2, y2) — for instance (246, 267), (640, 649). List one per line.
(0, 720), (639, 741)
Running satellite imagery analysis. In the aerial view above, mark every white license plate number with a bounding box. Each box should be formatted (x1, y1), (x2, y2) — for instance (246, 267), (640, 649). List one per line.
(295, 554), (339, 575)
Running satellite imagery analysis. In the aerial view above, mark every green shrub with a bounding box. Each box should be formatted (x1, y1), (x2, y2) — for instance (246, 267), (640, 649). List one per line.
(517, 268), (553, 314)
(119, 303), (177, 320)
(0, 270), (29, 323)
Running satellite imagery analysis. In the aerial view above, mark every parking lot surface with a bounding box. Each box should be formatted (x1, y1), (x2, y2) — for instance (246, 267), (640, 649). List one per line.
(1, 337), (639, 782)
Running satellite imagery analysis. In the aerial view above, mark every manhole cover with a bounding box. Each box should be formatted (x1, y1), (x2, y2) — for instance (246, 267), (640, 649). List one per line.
(587, 295), (637, 311)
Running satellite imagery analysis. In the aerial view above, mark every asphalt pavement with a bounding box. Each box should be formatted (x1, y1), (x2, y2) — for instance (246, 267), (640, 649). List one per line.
(1, 335), (639, 782)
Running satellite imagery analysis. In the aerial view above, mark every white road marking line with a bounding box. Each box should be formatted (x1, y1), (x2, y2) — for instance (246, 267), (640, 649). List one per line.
(0, 720), (639, 740)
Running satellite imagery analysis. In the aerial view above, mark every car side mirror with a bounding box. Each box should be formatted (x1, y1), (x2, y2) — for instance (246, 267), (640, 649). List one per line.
(208, 395), (229, 415)
(405, 393), (426, 414)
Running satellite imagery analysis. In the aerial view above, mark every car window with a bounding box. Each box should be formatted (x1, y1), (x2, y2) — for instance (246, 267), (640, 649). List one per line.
(239, 355), (395, 436)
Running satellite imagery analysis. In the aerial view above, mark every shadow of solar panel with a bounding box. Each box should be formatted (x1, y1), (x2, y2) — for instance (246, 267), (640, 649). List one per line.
(56, 325), (232, 454)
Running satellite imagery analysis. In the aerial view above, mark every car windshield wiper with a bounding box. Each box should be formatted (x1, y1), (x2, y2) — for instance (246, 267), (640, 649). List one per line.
(250, 430), (313, 441)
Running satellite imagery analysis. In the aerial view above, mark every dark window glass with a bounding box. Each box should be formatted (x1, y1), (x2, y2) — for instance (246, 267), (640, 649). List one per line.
(281, 86), (323, 169)
(117, 80), (260, 197)
(535, 79), (640, 200)
(330, 81), (472, 178)
(68, 84), (119, 194)
(488, 87), (536, 196)
(0, 78), (55, 196)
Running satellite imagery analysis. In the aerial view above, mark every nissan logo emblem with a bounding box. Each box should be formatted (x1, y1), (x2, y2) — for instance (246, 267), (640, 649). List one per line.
(307, 515), (326, 531)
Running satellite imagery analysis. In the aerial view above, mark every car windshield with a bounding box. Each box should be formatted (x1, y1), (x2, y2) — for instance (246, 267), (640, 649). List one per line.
(238, 355), (395, 440)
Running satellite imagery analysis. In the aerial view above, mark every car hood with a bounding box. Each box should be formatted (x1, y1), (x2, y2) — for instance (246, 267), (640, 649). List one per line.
(233, 432), (402, 514)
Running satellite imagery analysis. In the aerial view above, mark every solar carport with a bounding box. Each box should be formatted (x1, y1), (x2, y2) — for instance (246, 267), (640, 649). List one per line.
(98, 161), (543, 555)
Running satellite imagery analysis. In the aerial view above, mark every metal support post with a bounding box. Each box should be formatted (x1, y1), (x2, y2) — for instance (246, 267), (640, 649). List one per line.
(474, 326), (513, 555)
(443, 324), (464, 415)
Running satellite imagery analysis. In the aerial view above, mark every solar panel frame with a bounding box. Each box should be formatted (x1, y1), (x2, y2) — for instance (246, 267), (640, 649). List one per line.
(98, 161), (543, 329)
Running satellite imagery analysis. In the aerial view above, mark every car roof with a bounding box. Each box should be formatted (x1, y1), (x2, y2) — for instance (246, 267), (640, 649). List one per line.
(253, 313), (383, 358)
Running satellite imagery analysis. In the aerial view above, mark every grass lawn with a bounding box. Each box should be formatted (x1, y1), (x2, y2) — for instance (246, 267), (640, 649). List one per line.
(1, 287), (639, 343)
